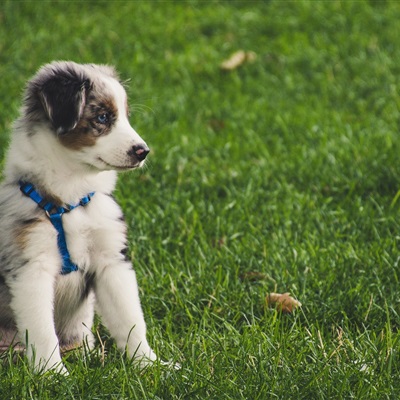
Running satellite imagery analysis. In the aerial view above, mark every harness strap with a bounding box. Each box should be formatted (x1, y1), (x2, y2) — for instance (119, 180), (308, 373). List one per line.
(19, 181), (95, 275)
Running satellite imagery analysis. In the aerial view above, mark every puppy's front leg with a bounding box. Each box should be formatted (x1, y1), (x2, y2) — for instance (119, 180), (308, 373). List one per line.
(94, 263), (157, 365)
(9, 263), (66, 374)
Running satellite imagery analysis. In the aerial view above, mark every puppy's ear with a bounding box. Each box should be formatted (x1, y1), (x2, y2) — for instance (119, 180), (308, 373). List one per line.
(40, 74), (91, 135)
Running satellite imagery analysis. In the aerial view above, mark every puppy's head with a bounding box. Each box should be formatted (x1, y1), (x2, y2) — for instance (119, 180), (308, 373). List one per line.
(24, 61), (149, 171)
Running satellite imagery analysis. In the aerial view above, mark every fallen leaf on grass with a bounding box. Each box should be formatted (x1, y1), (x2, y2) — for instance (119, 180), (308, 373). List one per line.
(266, 292), (302, 313)
(220, 50), (257, 70)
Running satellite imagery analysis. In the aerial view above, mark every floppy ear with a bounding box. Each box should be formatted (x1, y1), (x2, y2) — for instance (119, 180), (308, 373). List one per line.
(40, 75), (91, 135)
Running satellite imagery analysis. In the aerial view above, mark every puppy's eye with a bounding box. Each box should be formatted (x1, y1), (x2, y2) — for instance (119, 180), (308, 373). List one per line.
(97, 113), (109, 124)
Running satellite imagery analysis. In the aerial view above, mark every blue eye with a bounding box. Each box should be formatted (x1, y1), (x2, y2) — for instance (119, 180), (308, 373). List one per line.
(97, 113), (109, 124)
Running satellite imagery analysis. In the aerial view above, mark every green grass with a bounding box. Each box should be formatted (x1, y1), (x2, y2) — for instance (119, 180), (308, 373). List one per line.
(1, 0), (400, 398)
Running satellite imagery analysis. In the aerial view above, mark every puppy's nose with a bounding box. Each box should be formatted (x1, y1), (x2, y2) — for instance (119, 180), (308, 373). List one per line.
(130, 144), (150, 161)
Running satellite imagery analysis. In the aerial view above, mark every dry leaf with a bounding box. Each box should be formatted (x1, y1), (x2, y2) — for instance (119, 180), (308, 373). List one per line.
(220, 50), (258, 70)
(220, 50), (247, 70)
(266, 292), (302, 313)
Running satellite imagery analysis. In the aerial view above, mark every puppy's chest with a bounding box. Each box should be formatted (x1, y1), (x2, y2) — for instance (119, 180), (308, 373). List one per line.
(61, 210), (94, 267)
(61, 203), (126, 270)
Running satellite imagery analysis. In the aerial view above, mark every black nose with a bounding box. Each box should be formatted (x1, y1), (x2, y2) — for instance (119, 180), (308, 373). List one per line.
(130, 144), (150, 161)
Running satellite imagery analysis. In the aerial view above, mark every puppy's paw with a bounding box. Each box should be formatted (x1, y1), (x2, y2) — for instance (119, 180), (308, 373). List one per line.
(160, 359), (181, 370)
(134, 353), (180, 370)
(53, 363), (69, 376)
(37, 361), (69, 376)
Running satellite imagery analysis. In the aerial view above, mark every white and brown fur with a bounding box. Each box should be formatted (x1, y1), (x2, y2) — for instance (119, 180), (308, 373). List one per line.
(0, 61), (159, 373)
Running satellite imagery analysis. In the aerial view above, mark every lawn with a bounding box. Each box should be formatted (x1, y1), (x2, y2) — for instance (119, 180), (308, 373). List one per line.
(1, 0), (400, 398)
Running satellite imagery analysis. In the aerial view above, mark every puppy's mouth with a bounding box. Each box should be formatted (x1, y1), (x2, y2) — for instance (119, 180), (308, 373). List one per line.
(97, 157), (142, 171)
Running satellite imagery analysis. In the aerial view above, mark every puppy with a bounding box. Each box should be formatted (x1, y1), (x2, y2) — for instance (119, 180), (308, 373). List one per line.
(0, 61), (159, 373)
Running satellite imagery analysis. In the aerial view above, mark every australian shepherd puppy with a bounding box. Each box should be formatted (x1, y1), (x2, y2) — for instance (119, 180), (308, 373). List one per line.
(0, 61), (160, 373)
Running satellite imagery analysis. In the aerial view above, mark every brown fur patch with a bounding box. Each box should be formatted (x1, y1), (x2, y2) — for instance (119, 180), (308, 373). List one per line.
(14, 218), (44, 251)
(39, 188), (63, 208)
(59, 83), (119, 150)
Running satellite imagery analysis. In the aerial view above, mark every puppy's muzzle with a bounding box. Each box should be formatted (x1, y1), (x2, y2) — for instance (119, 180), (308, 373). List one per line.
(129, 144), (150, 162)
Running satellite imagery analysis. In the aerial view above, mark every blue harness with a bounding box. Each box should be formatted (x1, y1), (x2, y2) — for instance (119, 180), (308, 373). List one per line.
(19, 181), (95, 275)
